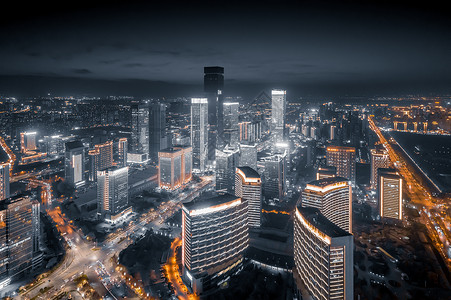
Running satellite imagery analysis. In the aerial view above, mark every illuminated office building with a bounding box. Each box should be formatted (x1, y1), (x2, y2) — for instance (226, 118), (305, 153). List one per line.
(271, 89), (287, 142)
(294, 206), (353, 300)
(215, 147), (240, 194)
(158, 146), (192, 190)
(235, 167), (262, 228)
(182, 193), (249, 294)
(316, 165), (337, 180)
(326, 146), (356, 185)
(88, 150), (99, 182)
(117, 137), (128, 167)
(65, 141), (86, 187)
(129, 102), (149, 162)
(301, 124), (310, 137)
(191, 98), (208, 172)
(223, 102), (239, 147)
(239, 143), (258, 171)
(262, 152), (286, 201)
(302, 177), (352, 233)
(310, 126), (318, 140)
(377, 168), (403, 220)
(97, 166), (130, 222)
(330, 125), (337, 140)
(88, 141), (114, 182)
(0, 163), (9, 201)
(149, 103), (168, 159)
(204, 66), (224, 160)
(20, 132), (37, 153)
(43, 135), (67, 155)
(0, 194), (40, 282)
(370, 148), (389, 190)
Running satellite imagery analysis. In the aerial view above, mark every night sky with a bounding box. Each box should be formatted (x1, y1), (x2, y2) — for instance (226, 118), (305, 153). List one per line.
(1, 1), (450, 98)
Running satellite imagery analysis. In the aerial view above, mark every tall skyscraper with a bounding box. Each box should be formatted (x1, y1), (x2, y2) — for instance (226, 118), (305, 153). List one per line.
(65, 141), (85, 187)
(302, 177), (352, 233)
(262, 152), (286, 201)
(294, 206), (354, 300)
(149, 103), (168, 159)
(235, 167), (262, 228)
(88, 141), (114, 182)
(377, 168), (403, 220)
(204, 66), (224, 161)
(97, 166), (130, 222)
(271, 89), (287, 142)
(0, 163), (10, 201)
(117, 137), (128, 167)
(129, 102), (149, 162)
(316, 165), (337, 180)
(191, 98), (208, 172)
(215, 147), (240, 194)
(0, 194), (37, 281)
(182, 193), (249, 294)
(239, 143), (258, 171)
(326, 145), (356, 185)
(223, 102), (240, 147)
(370, 147), (390, 189)
(20, 132), (37, 153)
(158, 146), (192, 190)
(88, 150), (99, 182)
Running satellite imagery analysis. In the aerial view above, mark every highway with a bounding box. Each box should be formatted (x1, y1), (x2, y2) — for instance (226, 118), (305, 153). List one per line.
(369, 116), (451, 271)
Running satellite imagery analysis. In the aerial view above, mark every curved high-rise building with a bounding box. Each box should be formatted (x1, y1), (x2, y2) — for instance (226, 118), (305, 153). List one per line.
(302, 177), (352, 233)
(294, 206), (353, 300)
(182, 193), (249, 294)
(235, 166), (262, 228)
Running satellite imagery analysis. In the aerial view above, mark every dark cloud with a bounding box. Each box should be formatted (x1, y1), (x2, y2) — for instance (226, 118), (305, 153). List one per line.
(0, 0), (449, 97)
(72, 69), (92, 74)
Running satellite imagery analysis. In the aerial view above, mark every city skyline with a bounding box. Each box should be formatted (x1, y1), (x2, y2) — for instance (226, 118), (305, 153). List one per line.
(0, 1), (450, 299)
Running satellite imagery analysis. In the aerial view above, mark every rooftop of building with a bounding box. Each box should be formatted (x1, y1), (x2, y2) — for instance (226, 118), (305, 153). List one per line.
(236, 166), (260, 179)
(296, 206), (352, 238)
(182, 192), (239, 212)
(0, 193), (31, 209)
(326, 145), (355, 152)
(65, 140), (84, 151)
(318, 166), (337, 174)
(306, 176), (348, 187)
(159, 147), (182, 154)
(378, 168), (400, 178)
(204, 66), (224, 73)
(173, 145), (192, 150)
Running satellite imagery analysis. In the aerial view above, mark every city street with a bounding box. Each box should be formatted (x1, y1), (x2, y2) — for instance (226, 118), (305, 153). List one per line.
(369, 116), (451, 272)
(18, 175), (213, 299)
